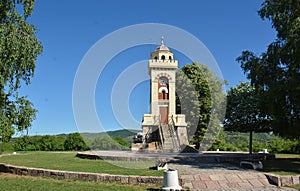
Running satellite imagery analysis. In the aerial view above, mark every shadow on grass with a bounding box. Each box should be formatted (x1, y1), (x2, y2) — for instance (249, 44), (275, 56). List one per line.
(261, 158), (300, 175)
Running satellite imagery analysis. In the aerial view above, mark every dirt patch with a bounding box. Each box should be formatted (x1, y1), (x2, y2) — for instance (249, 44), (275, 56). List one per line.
(0, 172), (19, 178)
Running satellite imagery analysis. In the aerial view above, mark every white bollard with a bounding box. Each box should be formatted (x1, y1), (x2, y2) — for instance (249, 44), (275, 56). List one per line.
(162, 169), (182, 190)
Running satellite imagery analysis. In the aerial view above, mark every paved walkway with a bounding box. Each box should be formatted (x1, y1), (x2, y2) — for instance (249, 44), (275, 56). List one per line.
(168, 162), (297, 191)
(179, 172), (294, 191)
(81, 151), (298, 191)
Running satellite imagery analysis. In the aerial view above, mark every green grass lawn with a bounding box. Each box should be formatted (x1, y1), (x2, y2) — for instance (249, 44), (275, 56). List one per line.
(0, 173), (158, 191)
(0, 152), (163, 177)
(289, 184), (300, 190)
(260, 154), (300, 175)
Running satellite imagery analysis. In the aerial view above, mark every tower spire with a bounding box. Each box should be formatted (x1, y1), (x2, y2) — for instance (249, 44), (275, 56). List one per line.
(161, 36), (164, 45)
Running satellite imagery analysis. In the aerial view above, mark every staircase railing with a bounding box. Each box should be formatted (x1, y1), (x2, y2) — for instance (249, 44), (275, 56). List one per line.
(154, 115), (164, 150)
(168, 115), (180, 151)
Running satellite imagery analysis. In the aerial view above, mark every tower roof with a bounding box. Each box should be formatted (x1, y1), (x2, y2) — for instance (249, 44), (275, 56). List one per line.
(155, 36), (169, 51)
(156, 44), (169, 51)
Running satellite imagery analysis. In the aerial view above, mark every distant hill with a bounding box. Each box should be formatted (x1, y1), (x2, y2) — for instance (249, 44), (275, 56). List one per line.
(81, 129), (140, 139)
(80, 129), (141, 148)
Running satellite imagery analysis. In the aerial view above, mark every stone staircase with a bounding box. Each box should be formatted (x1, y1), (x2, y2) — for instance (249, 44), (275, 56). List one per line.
(160, 124), (180, 152)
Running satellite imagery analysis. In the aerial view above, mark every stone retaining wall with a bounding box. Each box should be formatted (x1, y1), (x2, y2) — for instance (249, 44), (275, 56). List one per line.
(265, 173), (300, 187)
(76, 151), (275, 162)
(0, 163), (163, 185)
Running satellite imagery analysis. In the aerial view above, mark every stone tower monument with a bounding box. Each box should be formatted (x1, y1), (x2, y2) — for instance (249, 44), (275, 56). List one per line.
(132, 38), (189, 152)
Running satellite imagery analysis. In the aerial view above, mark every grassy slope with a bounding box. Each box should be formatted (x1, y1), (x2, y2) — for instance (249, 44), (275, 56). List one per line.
(290, 184), (300, 190)
(261, 154), (300, 175)
(0, 152), (162, 177)
(0, 173), (157, 191)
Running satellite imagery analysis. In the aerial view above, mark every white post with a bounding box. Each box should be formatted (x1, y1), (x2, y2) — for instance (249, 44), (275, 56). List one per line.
(162, 169), (182, 190)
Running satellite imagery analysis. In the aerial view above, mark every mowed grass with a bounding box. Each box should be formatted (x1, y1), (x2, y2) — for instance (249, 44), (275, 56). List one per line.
(0, 152), (163, 177)
(290, 184), (300, 190)
(0, 173), (158, 191)
(261, 154), (300, 175)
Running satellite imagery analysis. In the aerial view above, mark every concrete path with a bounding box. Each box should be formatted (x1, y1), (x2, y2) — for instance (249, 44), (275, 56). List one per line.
(168, 162), (297, 191)
(80, 151), (298, 191)
(179, 172), (295, 191)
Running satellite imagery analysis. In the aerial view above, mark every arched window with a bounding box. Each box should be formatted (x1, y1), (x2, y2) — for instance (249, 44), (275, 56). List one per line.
(169, 56), (172, 60)
(158, 86), (169, 100)
(154, 56), (158, 60)
(161, 55), (165, 60)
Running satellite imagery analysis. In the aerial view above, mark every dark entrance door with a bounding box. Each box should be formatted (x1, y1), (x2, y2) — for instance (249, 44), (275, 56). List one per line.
(160, 106), (168, 124)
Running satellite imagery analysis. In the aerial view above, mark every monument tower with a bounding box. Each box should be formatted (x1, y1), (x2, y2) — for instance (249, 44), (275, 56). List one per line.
(132, 38), (188, 152)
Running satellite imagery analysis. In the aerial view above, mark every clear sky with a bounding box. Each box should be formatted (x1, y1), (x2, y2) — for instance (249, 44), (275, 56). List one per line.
(18, 0), (276, 136)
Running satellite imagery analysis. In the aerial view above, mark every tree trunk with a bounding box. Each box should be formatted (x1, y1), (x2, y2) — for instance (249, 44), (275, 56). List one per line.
(249, 130), (253, 154)
(1, 139), (4, 154)
(25, 128), (29, 152)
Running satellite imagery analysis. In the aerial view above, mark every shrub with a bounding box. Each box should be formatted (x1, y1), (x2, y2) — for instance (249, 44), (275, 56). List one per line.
(64, 133), (89, 151)
(90, 136), (129, 150)
(14, 135), (65, 151)
(113, 136), (130, 148)
(267, 137), (300, 154)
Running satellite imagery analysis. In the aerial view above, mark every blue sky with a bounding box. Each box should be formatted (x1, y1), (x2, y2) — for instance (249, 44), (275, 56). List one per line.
(18, 0), (276, 135)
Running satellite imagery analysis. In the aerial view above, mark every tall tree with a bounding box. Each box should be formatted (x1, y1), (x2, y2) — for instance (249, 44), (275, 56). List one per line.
(0, 0), (42, 153)
(224, 82), (272, 154)
(176, 62), (226, 150)
(237, 0), (300, 138)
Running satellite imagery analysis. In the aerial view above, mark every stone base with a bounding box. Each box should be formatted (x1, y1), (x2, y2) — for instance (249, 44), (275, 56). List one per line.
(131, 143), (145, 153)
(142, 126), (160, 143)
(176, 126), (189, 145)
(131, 142), (161, 153)
(141, 114), (188, 152)
(147, 142), (161, 151)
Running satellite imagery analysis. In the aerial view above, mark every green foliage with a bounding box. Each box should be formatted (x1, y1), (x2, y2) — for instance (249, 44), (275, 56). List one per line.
(14, 135), (65, 151)
(236, 0), (300, 138)
(13, 132), (132, 152)
(113, 136), (130, 148)
(64, 133), (89, 151)
(0, 96), (37, 153)
(224, 82), (273, 153)
(225, 82), (272, 132)
(13, 133), (89, 152)
(90, 136), (130, 151)
(0, 0), (42, 153)
(0, 141), (14, 152)
(39, 135), (65, 151)
(268, 136), (300, 154)
(176, 62), (226, 150)
(210, 130), (300, 154)
(81, 129), (138, 139)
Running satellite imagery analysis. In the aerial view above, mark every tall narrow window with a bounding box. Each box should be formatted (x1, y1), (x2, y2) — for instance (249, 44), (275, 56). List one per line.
(162, 90), (166, 100)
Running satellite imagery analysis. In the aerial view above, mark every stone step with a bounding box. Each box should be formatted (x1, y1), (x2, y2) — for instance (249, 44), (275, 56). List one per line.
(160, 124), (180, 152)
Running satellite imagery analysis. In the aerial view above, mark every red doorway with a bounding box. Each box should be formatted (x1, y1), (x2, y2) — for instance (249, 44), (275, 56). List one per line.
(160, 106), (168, 124)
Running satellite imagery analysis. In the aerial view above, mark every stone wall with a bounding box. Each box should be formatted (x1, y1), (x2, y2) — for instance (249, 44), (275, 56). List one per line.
(0, 163), (163, 185)
(265, 173), (300, 187)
